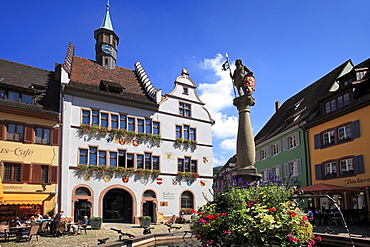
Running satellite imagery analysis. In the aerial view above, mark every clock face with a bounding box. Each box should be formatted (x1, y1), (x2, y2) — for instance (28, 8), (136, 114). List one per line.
(101, 44), (112, 54)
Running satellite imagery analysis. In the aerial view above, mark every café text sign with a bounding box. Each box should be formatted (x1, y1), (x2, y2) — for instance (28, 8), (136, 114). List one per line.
(344, 177), (370, 185)
(0, 147), (34, 157)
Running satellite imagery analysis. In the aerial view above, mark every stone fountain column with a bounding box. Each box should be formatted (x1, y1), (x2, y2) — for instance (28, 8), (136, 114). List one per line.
(233, 94), (261, 183)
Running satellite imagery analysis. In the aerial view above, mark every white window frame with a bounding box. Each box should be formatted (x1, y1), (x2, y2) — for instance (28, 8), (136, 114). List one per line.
(284, 159), (302, 177)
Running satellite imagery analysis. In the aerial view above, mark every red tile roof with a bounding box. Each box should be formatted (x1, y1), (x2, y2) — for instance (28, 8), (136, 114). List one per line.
(70, 56), (145, 95)
(68, 56), (157, 105)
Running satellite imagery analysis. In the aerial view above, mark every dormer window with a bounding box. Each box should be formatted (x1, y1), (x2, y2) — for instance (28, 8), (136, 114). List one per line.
(343, 78), (353, 86)
(99, 80), (123, 93)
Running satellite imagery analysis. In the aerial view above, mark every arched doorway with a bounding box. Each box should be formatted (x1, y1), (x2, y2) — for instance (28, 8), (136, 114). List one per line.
(73, 186), (93, 222)
(142, 190), (157, 222)
(103, 188), (133, 222)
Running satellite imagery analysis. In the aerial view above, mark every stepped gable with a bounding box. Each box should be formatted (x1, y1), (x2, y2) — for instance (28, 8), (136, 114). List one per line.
(68, 56), (157, 104)
(255, 60), (351, 145)
(0, 58), (60, 113)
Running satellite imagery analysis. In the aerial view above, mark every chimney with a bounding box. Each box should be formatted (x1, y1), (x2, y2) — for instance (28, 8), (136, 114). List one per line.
(275, 101), (281, 112)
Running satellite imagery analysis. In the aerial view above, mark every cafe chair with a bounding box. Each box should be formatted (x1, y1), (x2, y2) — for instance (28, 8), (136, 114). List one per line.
(55, 222), (67, 237)
(0, 225), (9, 242)
(38, 221), (49, 236)
(77, 220), (89, 234)
(20, 225), (39, 241)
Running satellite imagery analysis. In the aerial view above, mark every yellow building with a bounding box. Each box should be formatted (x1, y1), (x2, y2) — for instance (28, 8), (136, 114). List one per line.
(307, 58), (370, 215)
(0, 59), (60, 220)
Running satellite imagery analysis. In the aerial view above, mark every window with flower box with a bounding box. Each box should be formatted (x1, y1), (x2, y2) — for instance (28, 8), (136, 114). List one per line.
(314, 120), (360, 149)
(178, 157), (197, 172)
(109, 151), (117, 167)
(175, 125), (196, 141)
(81, 110), (160, 135)
(315, 155), (363, 180)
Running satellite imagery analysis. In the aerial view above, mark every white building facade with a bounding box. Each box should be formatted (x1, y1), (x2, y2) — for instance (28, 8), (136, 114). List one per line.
(58, 6), (213, 223)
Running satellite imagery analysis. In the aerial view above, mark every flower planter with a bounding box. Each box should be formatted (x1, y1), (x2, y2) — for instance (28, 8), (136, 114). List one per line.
(89, 217), (102, 230)
(139, 216), (151, 228)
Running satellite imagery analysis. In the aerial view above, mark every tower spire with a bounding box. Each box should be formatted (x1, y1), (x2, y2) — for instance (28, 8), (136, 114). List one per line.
(94, 0), (119, 69)
(101, 0), (113, 31)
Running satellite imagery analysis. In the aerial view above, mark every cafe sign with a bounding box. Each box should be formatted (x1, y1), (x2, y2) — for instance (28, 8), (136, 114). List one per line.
(0, 147), (34, 157)
(344, 177), (370, 185)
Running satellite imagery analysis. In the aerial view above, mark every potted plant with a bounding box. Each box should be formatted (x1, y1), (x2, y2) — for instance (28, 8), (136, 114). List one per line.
(89, 216), (102, 230)
(139, 215), (151, 228)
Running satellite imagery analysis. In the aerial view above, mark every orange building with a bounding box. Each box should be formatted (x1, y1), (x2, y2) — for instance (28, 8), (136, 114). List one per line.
(306, 58), (370, 215)
(0, 59), (60, 220)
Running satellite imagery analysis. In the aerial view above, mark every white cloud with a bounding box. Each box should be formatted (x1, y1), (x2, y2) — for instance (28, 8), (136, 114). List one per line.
(220, 138), (236, 151)
(212, 155), (225, 167)
(198, 54), (238, 140)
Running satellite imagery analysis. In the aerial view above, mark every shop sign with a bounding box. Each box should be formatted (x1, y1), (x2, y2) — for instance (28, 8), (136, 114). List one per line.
(2, 185), (23, 190)
(344, 177), (370, 185)
(163, 192), (175, 200)
(0, 147), (34, 157)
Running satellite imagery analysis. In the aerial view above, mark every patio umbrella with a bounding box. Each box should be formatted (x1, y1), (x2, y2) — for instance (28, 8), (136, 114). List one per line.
(299, 183), (361, 195)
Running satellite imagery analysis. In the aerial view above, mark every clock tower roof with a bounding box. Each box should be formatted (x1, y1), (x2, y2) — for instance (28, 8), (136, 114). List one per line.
(101, 1), (113, 31)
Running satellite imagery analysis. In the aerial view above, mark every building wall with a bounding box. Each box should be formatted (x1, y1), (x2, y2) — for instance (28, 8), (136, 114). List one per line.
(0, 112), (58, 217)
(255, 127), (309, 188)
(60, 73), (214, 222)
(308, 105), (370, 187)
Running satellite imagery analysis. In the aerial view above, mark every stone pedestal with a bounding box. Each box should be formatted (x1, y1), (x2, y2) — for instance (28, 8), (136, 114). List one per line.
(233, 94), (261, 183)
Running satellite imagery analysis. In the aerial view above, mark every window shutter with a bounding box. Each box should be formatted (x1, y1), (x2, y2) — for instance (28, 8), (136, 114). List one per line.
(351, 120), (360, 139)
(256, 149), (260, 161)
(283, 138), (288, 151)
(21, 163), (31, 182)
(51, 128), (59, 146)
(267, 146), (272, 157)
(276, 165), (282, 177)
(295, 132), (300, 146)
(314, 134), (322, 149)
(354, 155), (364, 174)
(24, 125), (34, 143)
(50, 166), (58, 184)
(296, 159), (302, 175)
(32, 164), (42, 183)
(315, 164), (323, 180)
(284, 163), (289, 177)
(278, 141), (282, 154)
(0, 121), (4, 140)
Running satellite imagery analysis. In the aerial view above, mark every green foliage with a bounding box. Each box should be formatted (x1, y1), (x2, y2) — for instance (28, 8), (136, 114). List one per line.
(139, 216), (151, 220)
(177, 172), (199, 180)
(80, 124), (162, 145)
(89, 216), (102, 221)
(78, 164), (160, 179)
(191, 186), (316, 246)
(180, 208), (195, 215)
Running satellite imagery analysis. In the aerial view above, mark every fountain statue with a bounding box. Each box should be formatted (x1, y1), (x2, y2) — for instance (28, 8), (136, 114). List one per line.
(224, 55), (261, 183)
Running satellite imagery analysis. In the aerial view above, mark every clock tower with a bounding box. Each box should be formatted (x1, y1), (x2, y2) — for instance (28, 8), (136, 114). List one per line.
(94, 1), (119, 69)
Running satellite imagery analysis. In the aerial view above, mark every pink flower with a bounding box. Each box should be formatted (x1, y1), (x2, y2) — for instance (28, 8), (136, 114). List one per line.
(196, 235), (200, 238)
(199, 218), (209, 224)
(224, 230), (231, 234)
(302, 216), (308, 221)
(316, 236), (322, 241)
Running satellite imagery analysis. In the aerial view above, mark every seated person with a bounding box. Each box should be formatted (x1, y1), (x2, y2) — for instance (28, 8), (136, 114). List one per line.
(71, 216), (89, 235)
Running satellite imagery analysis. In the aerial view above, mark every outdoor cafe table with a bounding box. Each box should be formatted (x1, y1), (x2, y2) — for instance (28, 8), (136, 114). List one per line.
(9, 225), (31, 242)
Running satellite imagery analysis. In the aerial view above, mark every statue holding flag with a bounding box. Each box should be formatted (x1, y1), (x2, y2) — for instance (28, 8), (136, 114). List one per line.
(222, 55), (255, 97)
(231, 59), (255, 96)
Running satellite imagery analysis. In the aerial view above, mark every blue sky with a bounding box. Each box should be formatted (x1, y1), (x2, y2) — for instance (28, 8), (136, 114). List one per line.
(1, 1), (370, 167)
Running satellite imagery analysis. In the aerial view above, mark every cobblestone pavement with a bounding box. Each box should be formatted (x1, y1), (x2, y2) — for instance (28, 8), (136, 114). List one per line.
(0, 223), (190, 247)
(0, 222), (369, 247)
